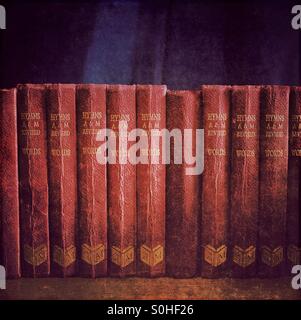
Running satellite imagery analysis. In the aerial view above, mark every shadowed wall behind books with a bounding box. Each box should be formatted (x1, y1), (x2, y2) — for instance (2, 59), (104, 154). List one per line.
(0, 0), (299, 88)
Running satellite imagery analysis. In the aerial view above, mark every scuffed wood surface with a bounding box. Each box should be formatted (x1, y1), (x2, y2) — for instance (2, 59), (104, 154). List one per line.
(1, 277), (300, 300)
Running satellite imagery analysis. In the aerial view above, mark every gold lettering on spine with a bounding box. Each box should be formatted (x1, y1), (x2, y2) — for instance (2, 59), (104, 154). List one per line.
(233, 114), (257, 139)
(50, 113), (71, 137)
(207, 113), (227, 155)
(21, 112), (41, 136)
(291, 114), (301, 156)
(81, 111), (102, 135)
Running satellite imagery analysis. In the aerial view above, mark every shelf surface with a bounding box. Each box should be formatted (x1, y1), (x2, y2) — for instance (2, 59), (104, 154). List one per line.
(0, 277), (300, 300)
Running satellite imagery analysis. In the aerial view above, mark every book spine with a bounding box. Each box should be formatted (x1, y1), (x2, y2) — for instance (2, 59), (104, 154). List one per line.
(0, 89), (21, 278)
(166, 90), (201, 278)
(46, 84), (77, 277)
(230, 86), (260, 278)
(136, 85), (166, 277)
(76, 84), (107, 277)
(201, 85), (230, 278)
(107, 85), (136, 277)
(17, 85), (50, 277)
(258, 86), (289, 277)
(287, 87), (301, 268)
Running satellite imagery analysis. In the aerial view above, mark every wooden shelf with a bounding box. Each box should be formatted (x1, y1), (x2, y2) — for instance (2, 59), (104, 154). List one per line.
(0, 277), (300, 300)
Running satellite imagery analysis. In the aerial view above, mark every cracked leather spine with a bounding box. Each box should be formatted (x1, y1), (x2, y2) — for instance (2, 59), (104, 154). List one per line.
(287, 87), (301, 269)
(166, 90), (201, 278)
(0, 88), (21, 278)
(230, 86), (260, 278)
(200, 85), (231, 278)
(107, 85), (136, 277)
(258, 86), (289, 278)
(17, 84), (50, 277)
(136, 85), (166, 277)
(46, 84), (77, 277)
(77, 84), (107, 277)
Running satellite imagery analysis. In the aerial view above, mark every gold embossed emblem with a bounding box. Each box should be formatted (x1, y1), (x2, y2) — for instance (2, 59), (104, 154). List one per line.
(287, 245), (301, 265)
(81, 243), (105, 266)
(233, 245), (256, 267)
(140, 244), (164, 267)
(24, 244), (48, 266)
(111, 246), (134, 268)
(53, 245), (76, 267)
(261, 246), (283, 267)
(204, 245), (227, 267)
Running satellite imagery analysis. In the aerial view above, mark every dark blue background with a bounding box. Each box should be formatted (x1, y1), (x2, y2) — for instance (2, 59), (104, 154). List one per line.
(0, 0), (300, 89)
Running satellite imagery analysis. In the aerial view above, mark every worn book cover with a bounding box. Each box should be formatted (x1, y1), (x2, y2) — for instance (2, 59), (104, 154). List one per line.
(17, 84), (50, 277)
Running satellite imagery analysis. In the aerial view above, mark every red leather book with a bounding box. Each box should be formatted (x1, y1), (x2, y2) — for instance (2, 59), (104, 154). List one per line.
(136, 85), (166, 277)
(201, 85), (230, 278)
(76, 84), (107, 277)
(287, 87), (301, 269)
(46, 84), (77, 277)
(107, 85), (136, 277)
(166, 90), (201, 278)
(17, 84), (50, 277)
(0, 89), (21, 278)
(230, 86), (260, 278)
(258, 86), (289, 277)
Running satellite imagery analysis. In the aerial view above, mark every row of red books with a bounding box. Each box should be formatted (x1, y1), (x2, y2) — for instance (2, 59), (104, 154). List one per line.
(0, 84), (300, 279)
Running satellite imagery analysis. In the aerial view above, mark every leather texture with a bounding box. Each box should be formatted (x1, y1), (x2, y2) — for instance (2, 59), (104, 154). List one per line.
(0, 89), (21, 278)
(46, 84), (77, 277)
(17, 84), (50, 277)
(107, 85), (136, 277)
(76, 84), (107, 277)
(287, 87), (301, 267)
(166, 90), (201, 278)
(136, 85), (166, 277)
(258, 86), (289, 277)
(230, 86), (260, 278)
(201, 85), (231, 278)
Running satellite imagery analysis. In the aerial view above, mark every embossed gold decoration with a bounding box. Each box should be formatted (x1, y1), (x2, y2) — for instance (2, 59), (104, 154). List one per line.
(140, 244), (164, 267)
(53, 245), (76, 267)
(24, 244), (48, 266)
(81, 243), (105, 266)
(261, 246), (283, 267)
(233, 245), (256, 267)
(111, 246), (134, 268)
(287, 245), (301, 265)
(204, 245), (227, 267)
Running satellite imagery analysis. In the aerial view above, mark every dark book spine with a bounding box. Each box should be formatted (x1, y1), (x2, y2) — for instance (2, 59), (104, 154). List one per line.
(287, 87), (301, 268)
(17, 85), (50, 277)
(136, 85), (166, 277)
(258, 86), (289, 277)
(46, 84), (77, 277)
(166, 90), (201, 278)
(0, 89), (21, 278)
(230, 86), (260, 278)
(77, 84), (107, 277)
(201, 85), (230, 278)
(107, 85), (136, 277)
